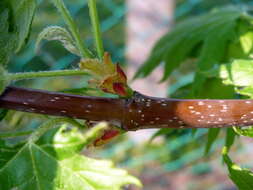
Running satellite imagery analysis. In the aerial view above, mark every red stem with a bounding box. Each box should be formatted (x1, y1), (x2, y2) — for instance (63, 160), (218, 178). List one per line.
(0, 86), (253, 131)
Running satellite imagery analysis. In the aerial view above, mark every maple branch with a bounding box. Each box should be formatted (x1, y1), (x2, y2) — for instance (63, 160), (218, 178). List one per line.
(0, 86), (253, 131)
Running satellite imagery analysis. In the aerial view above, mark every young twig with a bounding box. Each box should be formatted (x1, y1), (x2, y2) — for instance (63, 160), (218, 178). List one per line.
(1, 86), (253, 131)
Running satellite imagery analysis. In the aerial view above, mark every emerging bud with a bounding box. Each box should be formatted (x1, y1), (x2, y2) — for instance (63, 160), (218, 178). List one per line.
(79, 52), (131, 97)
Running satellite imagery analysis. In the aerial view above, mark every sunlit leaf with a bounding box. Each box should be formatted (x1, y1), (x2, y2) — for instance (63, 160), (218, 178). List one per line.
(219, 59), (253, 87)
(0, 122), (141, 190)
(233, 126), (253, 138)
(223, 147), (253, 190)
(236, 86), (253, 98)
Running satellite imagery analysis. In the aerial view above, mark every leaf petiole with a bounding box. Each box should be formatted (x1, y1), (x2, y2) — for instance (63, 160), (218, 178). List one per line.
(52, 0), (93, 58)
(88, 0), (104, 59)
(7, 69), (90, 81)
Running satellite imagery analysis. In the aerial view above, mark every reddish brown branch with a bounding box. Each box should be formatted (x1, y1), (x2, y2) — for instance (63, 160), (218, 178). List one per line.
(0, 86), (253, 131)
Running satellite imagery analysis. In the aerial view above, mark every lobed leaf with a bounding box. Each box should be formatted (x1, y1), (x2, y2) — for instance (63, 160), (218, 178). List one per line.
(135, 7), (243, 81)
(0, 122), (141, 190)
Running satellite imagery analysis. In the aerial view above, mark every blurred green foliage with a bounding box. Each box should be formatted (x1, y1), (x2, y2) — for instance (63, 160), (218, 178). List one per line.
(2, 0), (253, 189)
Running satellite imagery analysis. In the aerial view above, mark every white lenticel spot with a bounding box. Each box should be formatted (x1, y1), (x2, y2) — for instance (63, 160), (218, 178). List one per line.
(246, 101), (251, 104)
(210, 114), (215, 117)
(198, 102), (204, 106)
(162, 103), (167, 106)
(155, 117), (160, 120)
(23, 102), (28, 105)
(54, 97), (60, 100)
(188, 106), (194, 109)
(87, 105), (92, 108)
(207, 105), (212, 108)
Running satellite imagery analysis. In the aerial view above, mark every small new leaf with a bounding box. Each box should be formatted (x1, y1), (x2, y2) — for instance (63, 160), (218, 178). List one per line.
(36, 26), (80, 56)
(79, 52), (132, 97)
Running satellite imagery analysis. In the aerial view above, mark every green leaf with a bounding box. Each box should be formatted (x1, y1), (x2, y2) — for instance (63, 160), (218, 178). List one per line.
(225, 128), (236, 152)
(0, 4), (17, 65)
(0, 109), (8, 122)
(135, 7), (243, 81)
(223, 147), (253, 190)
(219, 59), (253, 87)
(0, 139), (23, 168)
(149, 128), (175, 142)
(0, 66), (8, 94)
(38, 123), (107, 160)
(36, 26), (80, 56)
(7, 0), (36, 51)
(236, 86), (253, 98)
(233, 126), (253, 138)
(204, 128), (220, 155)
(0, 0), (36, 65)
(240, 30), (253, 54)
(196, 78), (235, 99)
(0, 122), (141, 190)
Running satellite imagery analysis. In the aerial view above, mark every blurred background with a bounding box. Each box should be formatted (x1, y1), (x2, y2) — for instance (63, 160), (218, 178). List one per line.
(6, 0), (253, 189)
